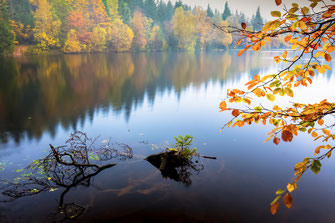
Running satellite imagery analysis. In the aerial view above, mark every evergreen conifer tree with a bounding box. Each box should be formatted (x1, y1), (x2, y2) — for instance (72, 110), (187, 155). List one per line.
(251, 6), (263, 31)
(207, 4), (214, 18)
(222, 1), (231, 20)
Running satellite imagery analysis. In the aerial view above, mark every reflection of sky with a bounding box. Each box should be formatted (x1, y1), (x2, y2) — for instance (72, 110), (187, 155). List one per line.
(1, 52), (335, 222)
(168, 0), (309, 19)
(225, 66), (335, 106)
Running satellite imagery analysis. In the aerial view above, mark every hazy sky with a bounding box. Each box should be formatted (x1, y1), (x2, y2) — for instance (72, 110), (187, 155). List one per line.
(168, 0), (313, 19)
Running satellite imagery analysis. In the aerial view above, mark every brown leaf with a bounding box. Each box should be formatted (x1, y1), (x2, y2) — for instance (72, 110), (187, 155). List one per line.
(232, 109), (240, 117)
(271, 202), (279, 215)
(325, 53), (332, 62)
(273, 137), (280, 145)
(282, 130), (293, 142)
(275, 0), (282, 6)
(283, 193), (293, 208)
(241, 22), (247, 29)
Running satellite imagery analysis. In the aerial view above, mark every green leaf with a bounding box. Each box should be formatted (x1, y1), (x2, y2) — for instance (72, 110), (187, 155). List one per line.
(273, 119), (281, 126)
(311, 160), (322, 174)
(275, 189), (285, 195)
(254, 106), (262, 112)
(271, 196), (281, 206)
(273, 88), (281, 95)
(270, 80), (280, 88)
(271, 11), (282, 17)
(266, 94), (276, 102)
(285, 88), (294, 97)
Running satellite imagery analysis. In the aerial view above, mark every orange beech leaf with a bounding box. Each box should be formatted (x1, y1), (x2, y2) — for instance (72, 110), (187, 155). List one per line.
(273, 137), (281, 145)
(232, 109), (240, 117)
(252, 43), (261, 52)
(237, 121), (245, 127)
(323, 65), (331, 71)
(275, 0), (282, 6)
(327, 46), (335, 53)
(322, 129), (331, 136)
(325, 53), (332, 62)
(233, 121), (245, 128)
(219, 101), (227, 111)
(311, 131), (318, 138)
(238, 49), (246, 56)
(314, 146), (325, 155)
(318, 119), (324, 126)
(322, 10), (335, 18)
(315, 51), (324, 58)
(243, 98), (252, 105)
(308, 70), (315, 76)
(247, 82), (257, 90)
(282, 130), (293, 142)
(283, 193), (293, 208)
(237, 39), (242, 46)
(317, 65), (326, 74)
(271, 202), (279, 215)
(284, 35), (292, 42)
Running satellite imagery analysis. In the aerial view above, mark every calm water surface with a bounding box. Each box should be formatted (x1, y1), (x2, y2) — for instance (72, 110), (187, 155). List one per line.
(0, 51), (335, 223)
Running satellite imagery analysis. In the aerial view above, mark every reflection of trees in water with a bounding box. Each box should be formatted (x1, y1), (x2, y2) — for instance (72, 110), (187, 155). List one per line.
(0, 131), (133, 222)
(0, 206), (11, 223)
(0, 52), (271, 144)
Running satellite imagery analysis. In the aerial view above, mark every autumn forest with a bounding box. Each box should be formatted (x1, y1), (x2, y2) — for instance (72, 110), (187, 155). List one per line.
(0, 0), (288, 55)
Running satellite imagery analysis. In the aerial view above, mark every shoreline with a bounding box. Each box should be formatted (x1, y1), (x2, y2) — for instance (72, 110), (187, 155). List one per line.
(10, 45), (288, 57)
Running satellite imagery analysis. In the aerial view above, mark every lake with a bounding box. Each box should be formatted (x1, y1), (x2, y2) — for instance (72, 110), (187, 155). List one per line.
(0, 51), (335, 223)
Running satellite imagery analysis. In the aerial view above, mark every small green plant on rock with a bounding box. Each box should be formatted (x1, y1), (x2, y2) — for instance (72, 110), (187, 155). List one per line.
(169, 135), (198, 160)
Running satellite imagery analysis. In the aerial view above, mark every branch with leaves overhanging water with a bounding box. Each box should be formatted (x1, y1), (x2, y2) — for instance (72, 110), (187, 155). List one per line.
(218, 0), (335, 215)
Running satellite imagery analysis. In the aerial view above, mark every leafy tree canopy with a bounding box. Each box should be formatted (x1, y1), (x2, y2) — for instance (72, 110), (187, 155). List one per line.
(0, 1), (15, 55)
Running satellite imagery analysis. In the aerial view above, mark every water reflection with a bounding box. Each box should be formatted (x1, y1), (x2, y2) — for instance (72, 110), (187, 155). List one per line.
(1, 51), (335, 222)
(0, 131), (133, 222)
(146, 151), (204, 186)
(0, 51), (271, 144)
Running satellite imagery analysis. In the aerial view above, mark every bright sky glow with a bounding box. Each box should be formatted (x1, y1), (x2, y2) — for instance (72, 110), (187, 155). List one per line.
(168, 0), (317, 20)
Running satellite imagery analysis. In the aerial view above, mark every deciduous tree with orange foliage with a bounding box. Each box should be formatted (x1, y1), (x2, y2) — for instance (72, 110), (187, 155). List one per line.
(130, 10), (152, 50)
(219, 0), (335, 215)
